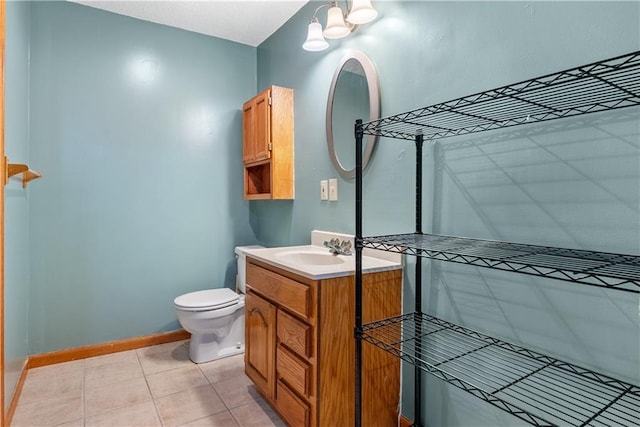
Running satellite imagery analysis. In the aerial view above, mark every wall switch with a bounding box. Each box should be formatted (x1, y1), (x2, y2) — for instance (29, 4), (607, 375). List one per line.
(320, 180), (328, 200)
(329, 178), (338, 201)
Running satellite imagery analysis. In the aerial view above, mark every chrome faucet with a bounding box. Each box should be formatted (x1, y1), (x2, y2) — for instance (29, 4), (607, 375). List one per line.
(323, 238), (352, 256)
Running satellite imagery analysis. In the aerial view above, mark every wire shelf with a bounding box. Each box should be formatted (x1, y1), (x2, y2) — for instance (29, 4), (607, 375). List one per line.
(360, 51), (640, 141)
(362, 233), (640, 293)
(360, 312), (640, 427)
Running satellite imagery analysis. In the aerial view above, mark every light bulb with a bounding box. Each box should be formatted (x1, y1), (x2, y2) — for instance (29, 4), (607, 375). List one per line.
(323, 4), (351, 39)
(347, 0), (378, 25)
(303, 19), (329, 51)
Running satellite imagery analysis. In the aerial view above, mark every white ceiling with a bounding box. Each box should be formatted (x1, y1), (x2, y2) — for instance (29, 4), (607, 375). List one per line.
(70, 0), (310, 47)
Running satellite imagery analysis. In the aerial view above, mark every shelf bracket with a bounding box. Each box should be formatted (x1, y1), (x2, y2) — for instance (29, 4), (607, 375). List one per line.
(6, 159), (42, 188)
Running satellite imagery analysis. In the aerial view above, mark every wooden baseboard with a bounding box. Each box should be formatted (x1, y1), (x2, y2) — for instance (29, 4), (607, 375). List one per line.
(400, 415), (413, 427)
(5, 359), (29, 426)
(28, 329), (190, 369)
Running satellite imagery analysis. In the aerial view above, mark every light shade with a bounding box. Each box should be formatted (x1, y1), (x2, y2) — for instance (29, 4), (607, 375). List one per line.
(347, 0), (378, 25)
(323, 5), (351, 39)
(303, 19), (329, 51)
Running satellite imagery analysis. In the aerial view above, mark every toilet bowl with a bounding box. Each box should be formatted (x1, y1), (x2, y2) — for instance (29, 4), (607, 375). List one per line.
(174, 245), (262, 363)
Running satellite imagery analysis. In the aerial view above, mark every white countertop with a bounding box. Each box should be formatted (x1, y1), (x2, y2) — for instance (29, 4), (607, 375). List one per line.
(242, 244), (403, 280)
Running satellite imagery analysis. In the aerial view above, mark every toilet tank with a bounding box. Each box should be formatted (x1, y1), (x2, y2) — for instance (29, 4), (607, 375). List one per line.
(235, 246), (263, 294)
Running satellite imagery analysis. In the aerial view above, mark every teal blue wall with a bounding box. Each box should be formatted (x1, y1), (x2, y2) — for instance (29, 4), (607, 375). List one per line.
(27, 2), (257, 354)
(5, 1), (640, 424)
(256, 1), (640, 425)
(4, 0), (31, 410)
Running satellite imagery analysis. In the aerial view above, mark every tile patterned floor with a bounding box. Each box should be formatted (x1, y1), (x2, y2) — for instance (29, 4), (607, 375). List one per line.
(11, 341), (285, 427)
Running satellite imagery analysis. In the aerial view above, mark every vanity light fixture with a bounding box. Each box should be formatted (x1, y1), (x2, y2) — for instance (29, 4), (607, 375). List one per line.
(302, 0), (377, 52)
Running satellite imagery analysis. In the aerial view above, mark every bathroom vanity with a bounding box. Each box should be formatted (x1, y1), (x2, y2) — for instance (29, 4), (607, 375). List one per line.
(243, 241), (402, 427)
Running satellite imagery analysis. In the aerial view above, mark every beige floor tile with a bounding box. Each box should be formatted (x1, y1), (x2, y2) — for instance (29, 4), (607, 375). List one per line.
(13, 344), (281, 427)
(138, 341), (192, 375)
(11, 395), (83, 427)
(84, 349), (139, 369)
(18, 369), (83, 405)
(146, 364), (208, 397)
(212, 374), (260, 409)
(230, 399), (285, 427)
(84, 358), (144, 389)
(27, 360), (84, 378)
(154, 385), (226, 427)
(85, 376), (152, 416)
(198, 354), (245, 384)
(177, 410), (239, 427)
(53, 419), (85, 427)
(85, 401), (161, 427)
(137, 340), (189, 357)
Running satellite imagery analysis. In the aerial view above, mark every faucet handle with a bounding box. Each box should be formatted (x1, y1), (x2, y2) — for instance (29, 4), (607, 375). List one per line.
(323, 239), (335, 248)
(323, 238), (352, 255)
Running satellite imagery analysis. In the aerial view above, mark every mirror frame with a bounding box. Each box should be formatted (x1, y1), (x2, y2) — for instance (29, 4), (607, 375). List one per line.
(326, 50), (380, 180)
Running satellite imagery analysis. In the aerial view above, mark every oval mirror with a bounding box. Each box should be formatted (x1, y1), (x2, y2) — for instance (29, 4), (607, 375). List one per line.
(326, 51), (380, 180)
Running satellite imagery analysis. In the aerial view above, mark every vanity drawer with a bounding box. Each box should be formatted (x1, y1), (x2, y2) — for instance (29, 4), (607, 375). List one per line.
(276, 380), (310, 427)
(247, 263), (311, 319)
(277, 310), (312, 358)
(277, 345), (311, 397)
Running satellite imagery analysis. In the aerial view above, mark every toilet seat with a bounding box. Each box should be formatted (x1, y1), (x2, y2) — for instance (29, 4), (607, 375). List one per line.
(174, 288), (240, 312)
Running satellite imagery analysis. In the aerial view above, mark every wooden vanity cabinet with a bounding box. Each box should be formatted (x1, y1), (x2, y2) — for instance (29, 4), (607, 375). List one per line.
(245, 257), (402, 427)
(242, 85), (294, 200)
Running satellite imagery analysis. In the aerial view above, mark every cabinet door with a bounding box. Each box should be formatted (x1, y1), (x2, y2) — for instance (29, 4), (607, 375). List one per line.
(245, 290), (276, 400)
(253, 90), (271, 162)
(242, 99), (256, 163)
(242, 90), (271, 164)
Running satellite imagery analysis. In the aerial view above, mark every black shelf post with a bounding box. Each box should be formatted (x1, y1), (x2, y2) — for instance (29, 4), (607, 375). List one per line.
(414, 131), (424, 427)
(355, 119), (363, 427)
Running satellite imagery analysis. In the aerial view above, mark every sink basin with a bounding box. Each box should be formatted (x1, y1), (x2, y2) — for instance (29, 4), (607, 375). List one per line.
(242, 240), (401, 280)
(275, 251), (346, 266)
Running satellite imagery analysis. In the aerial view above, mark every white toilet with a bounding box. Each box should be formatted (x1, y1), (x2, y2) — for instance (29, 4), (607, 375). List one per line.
(174, 246), (261, 363)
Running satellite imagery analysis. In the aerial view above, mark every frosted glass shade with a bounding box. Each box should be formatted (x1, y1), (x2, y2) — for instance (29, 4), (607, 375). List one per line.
(323, 5), (351, 39)
(347, 0), (378, 24)
(303, 20), (329, 51)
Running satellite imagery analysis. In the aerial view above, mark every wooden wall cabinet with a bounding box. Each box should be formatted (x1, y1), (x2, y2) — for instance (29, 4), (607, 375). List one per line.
(245, 257), (402, 427)
(242, 86), (294, 200)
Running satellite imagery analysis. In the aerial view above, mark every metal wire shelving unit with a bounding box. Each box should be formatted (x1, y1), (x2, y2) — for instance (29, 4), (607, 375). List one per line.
(354, 50), (640, 427)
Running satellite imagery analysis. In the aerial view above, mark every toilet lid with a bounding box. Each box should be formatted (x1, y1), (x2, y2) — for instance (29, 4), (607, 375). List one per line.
(174, 288), (239, 311)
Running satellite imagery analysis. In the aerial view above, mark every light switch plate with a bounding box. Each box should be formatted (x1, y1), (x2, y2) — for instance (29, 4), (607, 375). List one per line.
(320, 180), (328, 200)
(329, 178), (338, 201)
